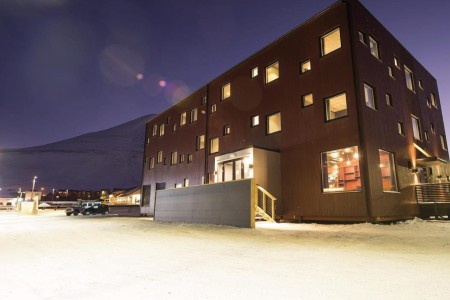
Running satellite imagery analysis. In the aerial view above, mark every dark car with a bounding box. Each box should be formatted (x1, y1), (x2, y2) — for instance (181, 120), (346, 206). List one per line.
(66, 201), (109, 216)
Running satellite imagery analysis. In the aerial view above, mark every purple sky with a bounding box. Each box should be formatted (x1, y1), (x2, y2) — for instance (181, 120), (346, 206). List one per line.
(0, 0), (449, 149)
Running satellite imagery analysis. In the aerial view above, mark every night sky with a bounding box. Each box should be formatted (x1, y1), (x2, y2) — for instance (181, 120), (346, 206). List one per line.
(1, 0), (449, 149)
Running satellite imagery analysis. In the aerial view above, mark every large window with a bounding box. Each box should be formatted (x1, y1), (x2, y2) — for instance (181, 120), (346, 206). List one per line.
(368, 36), (379, 59)
(411, 115), (422, 140)
(364, 83), (376, 109)
(265, 61), (279, 84)
(325, 93), (347, 121)
(266, 112), (281, 134)
(222, 83), (231, 100)
(379, 150), (398, 192)
(196, 135), (205, 150)
(322, 146), (361, 193)
(210, 137), (219, 154)
(180, 112), (187, 126)
(321, 28), (341, 56)
(404, 66), (415, 92)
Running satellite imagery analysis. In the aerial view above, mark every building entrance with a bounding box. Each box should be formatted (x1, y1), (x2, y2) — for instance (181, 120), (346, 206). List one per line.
(220, 158), (245, 182)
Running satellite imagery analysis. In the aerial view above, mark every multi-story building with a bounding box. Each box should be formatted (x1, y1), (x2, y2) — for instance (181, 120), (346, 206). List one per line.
(141, 0), (449, 222)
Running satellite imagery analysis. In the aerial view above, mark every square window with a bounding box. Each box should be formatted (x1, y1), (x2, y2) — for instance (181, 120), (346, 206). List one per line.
(430, 92), (437, 108)
(358, 32), (365, 44)
(404, 66), (415, 92)
(190, 108), (198, 123)
(265, 61), (279, 84)
(398, 122), (404, 135)
(159, 124), (165, 136)
(171, 151), (178, 165)
(157, 151), (163, 163)
(224, 125), (231, 135)
(441, 135), (447, 150)
(302, 93), (314, 107)
(149, 157), (155, 169)
(321, 146), (361, 193)
(321, 28), (341, 56)
(388, 66), (394, 78)
(394, 57), (400, 68)
(369, 36), (379, 59)
(300, 60), (311, 73)
(222, 83), (231, 100)
(180, 112), (187, 126)
(210, 137), (219, 154)
(152, 124), (157, 136)
(180, 154), (185, 163)
(364, 83), (376, 110)
(411, 115), (422, 140)
(187, 154), (193, 163)
(251, 115), (259, 127)
(325, 93), (348, 121)
(379, 150), (398, 192)
(211, 104), (217, 113)
(251, 67), (258, 78)
(196, 135), (205, 150)
(266, 112), (281, 134)
(386, 93), (393, 107)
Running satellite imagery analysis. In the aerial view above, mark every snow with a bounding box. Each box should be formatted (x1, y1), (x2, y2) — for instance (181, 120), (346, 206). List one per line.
(1, 211), (450, 299)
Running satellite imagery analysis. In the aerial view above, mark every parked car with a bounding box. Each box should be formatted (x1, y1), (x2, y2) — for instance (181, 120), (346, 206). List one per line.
(66, 201), (109, 216)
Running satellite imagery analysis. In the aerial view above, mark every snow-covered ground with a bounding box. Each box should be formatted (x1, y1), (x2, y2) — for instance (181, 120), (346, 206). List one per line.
(1, 211), (450, 300)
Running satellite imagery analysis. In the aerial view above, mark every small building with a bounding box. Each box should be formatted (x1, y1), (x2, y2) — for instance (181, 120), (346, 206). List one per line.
(109, 187), (141, 205)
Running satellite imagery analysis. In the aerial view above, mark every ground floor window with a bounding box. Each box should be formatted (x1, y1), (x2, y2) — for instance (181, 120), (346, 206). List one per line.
(379, 150), (398, 192)
(321, 146), (361, 192)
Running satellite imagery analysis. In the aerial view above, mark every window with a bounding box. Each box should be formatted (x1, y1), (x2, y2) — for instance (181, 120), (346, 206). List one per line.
(430, 93), (437, 108)
(424, 130), (429, 142)
(411, 115), (422, 140)
(321, 28), (341, 56)
(388, 66), (394, 78)
(300, 60), (311, 73)
(180, 112), (187, 126)
(157, 151), (163, 163)
(171, 151), (178, 165)
(210, 137), (219, 154)
(398, 122), (404, 135)
(265, 61), (279, 84)
(379, 150), (398, 192)
(175, 183), (182, 189)
(152, 125), (157, 136)
(358, 32), (365, 44)
(146, 137), (150, 144)
(426, 98), (432, 108)
(145, 156), (149, 164)
(159, 124), (165, 136)
(224, 125), (231, 135)
(418, 80), (424, 90)
(364, 83), (376, 109)
(404, 66), (415, 92)
(251, 115), (259, 127)
(222, 83), (231, 100)
(386, 93), (393, 107)
(211, 104), (217, 113)
(441, 135), (447, 150)
(394, 57), (400, 68)
(302, 93), (314, 107)
(325, 93), (348, 121)
(184, 178), (189, 187)
(266, 112), (281, 134)
(251, 67), (258, 78)
(369, 36), (379, 59)
(173, 123), (177, 131)
(196, 135), (205, 150)
(149, 158), (155, 169)
(187, 154), (193, 163)
(190, 108), (198, 123)
(180, 154), (185, 163)
(431, 122), (435, 133)
(201, 96), (207, 105)
(321, 146), (361, 193)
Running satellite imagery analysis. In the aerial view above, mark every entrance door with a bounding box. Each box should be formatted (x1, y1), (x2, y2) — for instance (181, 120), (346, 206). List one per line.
(220, 158), (244, 182)
(417, 167), (432, 184)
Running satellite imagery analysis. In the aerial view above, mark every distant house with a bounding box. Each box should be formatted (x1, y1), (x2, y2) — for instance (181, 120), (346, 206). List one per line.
(109, 187), (141, 205)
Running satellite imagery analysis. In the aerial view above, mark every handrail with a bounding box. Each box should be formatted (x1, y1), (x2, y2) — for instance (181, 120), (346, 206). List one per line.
(256, 184), (277, 200)
(415, 183), (450, 203)
(256, 185), (277, 221)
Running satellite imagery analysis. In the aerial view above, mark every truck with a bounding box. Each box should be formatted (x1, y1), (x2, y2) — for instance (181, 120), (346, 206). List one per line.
(66, 201), (109, 216)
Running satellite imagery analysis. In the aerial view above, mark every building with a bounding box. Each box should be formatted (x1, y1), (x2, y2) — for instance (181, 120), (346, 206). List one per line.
(141, 0), (449, 223)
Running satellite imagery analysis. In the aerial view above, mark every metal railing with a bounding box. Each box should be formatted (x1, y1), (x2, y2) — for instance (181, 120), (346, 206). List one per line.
(415, 183), (450, 219)
(256, 185), (276, 222)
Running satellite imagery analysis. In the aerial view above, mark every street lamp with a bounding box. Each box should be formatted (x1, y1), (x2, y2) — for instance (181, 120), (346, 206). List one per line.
(31, 176), (37, 201)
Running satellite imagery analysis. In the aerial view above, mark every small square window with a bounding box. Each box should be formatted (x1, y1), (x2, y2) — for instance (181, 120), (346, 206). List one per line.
(222, 83), (231, 100)
(180, 112), (187, 126)
(211, 104), (217, 113)
(388, 66), (394, 78)
(358, 32), (365, 44)
(251, 115), (259, 127)
(394, 57), (400, 68)
(152, 125), (158, 136)
(440, 135), (447, 151)
(369, 36), (379, 59)
(431, 122), (435, 133)
(180, 154), (185, 163)
(265, 61), (279, 84)
(224, 125), (231, 135)
(300, 60), (311, 74)
(210, 137), (219, 154)
(302, 93), (313, 107)
(430, 93), (437, 108)
(386, 93), (393, 107)
(418, 80), (424, 90)
(398, 122), (404, 135)
(325, 93), (348, 121)
(251, 67), (258, 78)
(159, 124), (165, 136)
(424, 131), (429, 142)
(190, 108), (198, 123)
(196, 135), (205, 150)
(321, 28), (341, 56)
(187, 154), (193, 163)
(364, 84), (376, 110)
(266, 112), (281, 134)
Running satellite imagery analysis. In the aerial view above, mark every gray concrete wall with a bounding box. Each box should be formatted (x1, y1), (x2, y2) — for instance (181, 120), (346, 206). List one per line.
(155, 179), (256, 228)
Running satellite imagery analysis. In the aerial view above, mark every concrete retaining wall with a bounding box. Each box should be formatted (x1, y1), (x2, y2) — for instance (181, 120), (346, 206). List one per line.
(109, 205), (141, 216)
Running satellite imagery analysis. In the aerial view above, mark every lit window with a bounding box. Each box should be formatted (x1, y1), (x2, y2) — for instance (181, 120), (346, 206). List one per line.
(266, 112), (281, 134)
(424, 131), (429, 142)
(302, 93), (313, 107)
(386, 93), (393, 107)
(369, 36), (379, 59)
(321, 146), (361, 193)
(157, 151), (163, 163)
(418, 80), (424, 90)
(379, 150), (398, 192)
(364, 83), (376, 110)
(251, 115), (259, 127)
(224, 125), (231, 135)
(159, 124), (165, 136)
(441, 135), (447, 150)
(426, 98), (432, 108)
(201, 96), (207, 105)
(146, 137), (150, 144)
(325, 93), (347, 121)
(321, 28), (341, 56)
(188, 154), (193, 163)
(171, 151), (178, 165)
(358, 32), (365, 44)
(300, 60), (311, 73)
(431, 122), (435, 133)
(251, 67), (258, 78)
(411, 115), (422, 140)
(265, 61), (279, 84)
(149, 158), (155, 169)
(210, 137), (219, 154)
(190, 108), (198, 123)
(398, 122), (404, 135)
(175, 183), (182, 189)
(184, 179), (189, 187)
(430, 93), (437, 108)
(180, 112), (187, 126)
(152, 125), (157, 136)
(196, 135), (205, 150)
(222, 83), (231, 100)
(211, 104), (217, 113)
(388, 66), (394, 78)
(180, 154), (185, 163)
(404, 66), (415, 92)
(173, 123), (177, 131)
(394, 57), (400, 68)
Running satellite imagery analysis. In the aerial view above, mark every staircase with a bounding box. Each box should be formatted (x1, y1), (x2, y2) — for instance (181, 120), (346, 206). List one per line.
(256, 185), (276, 222)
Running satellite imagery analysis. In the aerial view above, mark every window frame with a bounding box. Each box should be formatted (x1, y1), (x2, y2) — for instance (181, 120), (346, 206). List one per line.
(221, 83), (231, 100)
(379, 149), (399, 193)
(386, 93), (393, 107)
(152, 124), (157, 136)
(157, 151), (163, 163)
(266, 112), (282, 135)
(171, 151), (178, 165)
(180, 112), (187, 126)
(300, 59), (311, 74)
(364, 83), (376, 110)
(441, 135), (447, 151)
(411, 115), (422, 141)
(302, 93), (314, 107)
(325, 92), (348, 122)
(368, 36), (380, 59)
(159, 124), (165, 136)
(211, 104), (217, 114)
(251, 67), (258, 78)
(149, 157), (155, 170)
(210, 137), (219, 154)
(265, 61), (279, 84)
(397, 122), (404, 136)
(223, 124), (231, 136)
(404, 66), (415, 92)
(430, 92), (438, 108)
(190, 108), (198, 123)
(321, 27), (342, 56)
(358, 31), (365, 45)
(196, 135), (205, 150)
(251, 115), (260, 127)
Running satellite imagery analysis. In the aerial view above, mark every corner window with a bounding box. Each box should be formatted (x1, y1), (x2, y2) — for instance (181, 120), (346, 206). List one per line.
(210, 137), (219, 154)
(251, 67), (258, 78)
(266, 112), (281, 134)
(152, 125), (157, 136)
(364, 83), (376, 110)
(379, 150), (398, 192)
(149, 158), (155, 170)
(211, 104), (217, 113)
(222, 83), (231, 100)
(180, 112), (187, 126)
(441, 135), (447, 150)
(411, 115), (422, 140)
(159, 124), (165, 136)
(386, 93), (393, 107)
(265, 61), (279, 84)
(157, 151), (163, 163)
(300, 60), (311, 74)
(251, 115), (259, 127)
(190, 108), (198, 123)
(430, 93), (437, 108)
(302, 93), (314, 107)
(369, 36), (379, 59)
(196, 135), (205, 150)
(224, 125), (231, 135)
(321, 28), (341, 56)
(171, 151), (178, 165)
(321, 146), (361, 193)
(398, 122), (404, 135)
(358, 32), (365, 44)
(325, 93), (347, 121)
(404, 66), (415, 92)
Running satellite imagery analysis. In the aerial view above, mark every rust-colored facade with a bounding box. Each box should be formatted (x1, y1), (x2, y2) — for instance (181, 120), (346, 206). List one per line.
(141, 0), (448, 222)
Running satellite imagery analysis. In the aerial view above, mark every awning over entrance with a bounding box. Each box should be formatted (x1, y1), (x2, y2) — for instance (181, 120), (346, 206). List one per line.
(414, 143), (447, 167)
